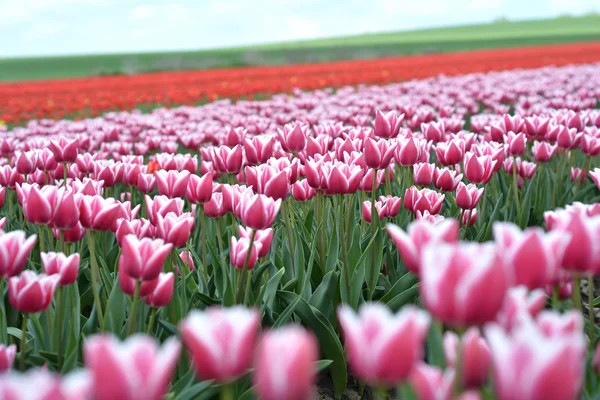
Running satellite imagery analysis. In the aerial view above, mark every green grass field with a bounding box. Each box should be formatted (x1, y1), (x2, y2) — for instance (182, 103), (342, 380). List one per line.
(1, 14), (600, 82)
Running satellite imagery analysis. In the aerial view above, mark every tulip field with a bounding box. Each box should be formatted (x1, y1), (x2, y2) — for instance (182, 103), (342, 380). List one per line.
(2, 42), (600, 400)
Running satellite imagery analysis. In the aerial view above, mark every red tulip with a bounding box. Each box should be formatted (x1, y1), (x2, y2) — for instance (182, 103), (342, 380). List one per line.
(41, 252), (80, 286)
(485, 314), (585, 400)
(120, 234), (173, 281)
(155, 169), (191, 198)
(420, 242), (507, 326)
(463, 152), (496, 184)
(84, 334), (181, 400)
(0, 231), (37, 278)
(49, 137), (79, 163)
(0, 344), (16, 372)
(235, 193), (281, 230)
(374, 110), (403, 138)
(455, 182), (484, 210)
(444, 328), (491, 389)
(253, 326), (318, 400)
(180, 306), (260, 382)
(337, 303), (430, 386)
(8, 271), (59, 313)
(386, 219), (458, 275)
(143, 272), (174, 307)
(277, 123), (308, 153)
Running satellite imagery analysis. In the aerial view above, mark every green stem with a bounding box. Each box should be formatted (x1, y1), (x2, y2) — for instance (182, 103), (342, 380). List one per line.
(39, 225), (46, 254)
(512, 167), (521, 223)
(338, 195), (351, 301)
(20, 313), (28, 371)
(282, 202), (297, 276)
(59, 230), (65, 255)
(235, 230), (257, 304)
(572, 277), (582, 314)
(220, 384), (234, 400)
(375, 385), (388, 400)
(199, 207), (208, 280)
(147, 307), (157, 335)
(385, 167), (392, 196)
(243, 270), (254, 306)
(56, 286), (64, 370)
(127, 281), (141, 336)
(63, 162), (67, 185)
(86, 231), (104, 328)
(368, 169), (379, 301)
(589, 275), (595, 347)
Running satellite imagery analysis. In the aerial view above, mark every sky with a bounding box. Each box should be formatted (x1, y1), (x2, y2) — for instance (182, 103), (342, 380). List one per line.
(0, 0), (599, 58)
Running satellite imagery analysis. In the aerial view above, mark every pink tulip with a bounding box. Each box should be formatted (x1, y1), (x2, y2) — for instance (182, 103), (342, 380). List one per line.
(230, 236), (262, 270)
(408, 362), (454, 400)
(444, 328), (491, 389)
(52, 189), (80, 230)
(8, 271), (59, 313)
(154, 169), (191, 198)
(180, 307), (260, 382)
(485, 314), (585, 400)
(433, 168), (463, 192)
(505, 131), (527, 156)
(374, 110), (403, 138)
(386, 219), (458, 275)
(0, 166), (24, 188)
(364, 137), (396, 169)
(41, 252), (80, 286)
(410, 187), (445, 215)
(532, 141), (558, 163)
(0, 231), (37, 278)
(155, 212), (194, 248)
(550, 212), (600, 275)
(337, 303), (430, 386)
(581, 134), (600, 157)
(570, 167), (587, 184)
(178, 250), (195, 273)
(0, 344), (16, 372)
(462, 209), (478, 226)
(362, 196), (402, 223)
(238, 226), (273, 258)
(120, 234), (173, 281)
(395, 137), (426, 166)
(36, 148), (58, 172)
(291, 179), (317, 202)
(53, 222), (86, 243)
(20, 184), (61, 225)
(235, 193), (281, 230)
(524, 116), (550, 139)
(144, 195), (184, 225)
(420, 242), (507, 326)
(493, 222), (567, 289)
(79, 195), (129, 232)
(593, 342), (600, 376)
(244, 136), (276, 165)
(137, 173), (156, 193)
(115, 218), (154, 245)
(495, 286), (546, 332)
(245, 166), (289, 200)
(253, 326), (318, 400)
(75, 153), (98, 174)
(204, 192), (226, 218)
(555, 125), (582, 149)
(0, 186), (4, 208)
(421, 121), (445, 143)
(49, 137), (79, 163)
(0, 369), (91, 400)
(322, 162), (363, 195)
(413, 162), (435, 186)
(211, 145), (244, 174)
(143, 272), (174, 308)
(463, 152), (496, 184)
(455, 182), (484, 210)
(435, 139), (465, 166)
(277, 123), (308, 153)
(15, 151), (37, 175)
(118, 260), (159, 298)
(186, 173), (213, 204)
(84, 334), (181, 400)
(0, 217), (5, 230)
(590, 168), (600, 189)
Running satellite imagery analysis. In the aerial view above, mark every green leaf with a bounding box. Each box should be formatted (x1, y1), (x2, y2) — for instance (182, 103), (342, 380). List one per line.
(478, 193), (504, 242)
(385, 284), (419, 312)
(103, 279), (128, 336)
(325, 223), (339, 274)
(175, 381), (214, 400)
(273, 297), (300, 328)
(316, 359), (333, 372)
(518, 180), (534, 228)
(380, 273), (418, 304)
(236, 388), (256, 400)
(308, 270), (338, 313)
(397, 383), (419, 400)
(277, 291), (347, 399)
(262, 268), (285, 311)
(426, 320), (445, 368)
(158, 319), (179, 336)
